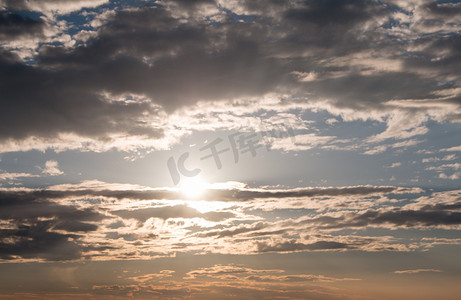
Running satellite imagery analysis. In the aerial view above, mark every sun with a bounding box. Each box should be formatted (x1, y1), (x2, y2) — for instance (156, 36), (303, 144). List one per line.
(179, 177), (209, 198)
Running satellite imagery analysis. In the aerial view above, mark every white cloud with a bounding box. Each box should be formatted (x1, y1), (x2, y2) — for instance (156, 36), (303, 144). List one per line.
(270, 133), (335, 152)
(385, 162), (401, 168)
(41, 160), (64, 176)
(441, 145), (461, 152)
(0, 172), (39, 181)
(439, 172), (460, 180)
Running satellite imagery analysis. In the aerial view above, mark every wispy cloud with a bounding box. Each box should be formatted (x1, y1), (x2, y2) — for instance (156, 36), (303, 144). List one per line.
(394, 269), (442, 274)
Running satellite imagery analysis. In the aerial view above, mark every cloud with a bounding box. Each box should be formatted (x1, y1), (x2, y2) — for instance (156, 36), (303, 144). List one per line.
(0, 12), (44, 40)
(385, 162), (401, 168)
(212, 185), (421, 202)
(0, 0), (109, 16)
(0, 49), (164, 140)
(441, 145), (461, 152)
(41, 160), (63, 176)
(196, 222), (268, 238)
(421, 154), (456, 163)
(0, 182), (414, 261)
(427, 163), (461, 171)
(184, 264), (358, 283)
(256, 240), (355, 253)
(0, 1), (459, 153)
(13, 180), (416, 203)
(113, 205), (235, 223)
(0, 221), (84, 261)
(0, 189), (105, 261)
(439, 172), (460, 180)
(300, 207), (461, 230)
(270, 133), (335, 151)
(93, 264), (360, 300)
(0, 181), (458, 261)
(0, 190), (103, 224)
(394, 269), (442, 274)
(184, 264), (283, 279)
(0, 172), (39, 181)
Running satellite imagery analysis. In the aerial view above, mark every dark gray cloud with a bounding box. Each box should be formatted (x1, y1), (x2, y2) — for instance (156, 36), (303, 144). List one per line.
(283, 0), (384, 27)
(0, 184), (408, 203)
(323, 210), (461, 229)
(256, 240), (354, 253)
(0, 220), (83, 261)
(208, 185), (416, 202)
(0, 11), (44, 40)
(0, 0), (29, 11)
(196, 221), (268, 238)
(0, 0), (458, 148)
(301, 72), (446, 110)
(423, 1), (461, 17)
(0, 189), (105, 261)
(0, 190), (103, 225)
(0, 51), (162, 140)
(113, 204), (235, 222)
(405, 34), (461, 89)
(38, 6), (287, 110)
(301, 202), (461, 229)
(0, 5), (284, 142)
(105, 231), (138, 241)
(169, 0), (216, 10)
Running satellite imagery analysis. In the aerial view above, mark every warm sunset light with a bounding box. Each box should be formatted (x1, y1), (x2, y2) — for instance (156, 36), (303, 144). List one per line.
(180, 177), (208, 198)
(1, 0), (460, 299)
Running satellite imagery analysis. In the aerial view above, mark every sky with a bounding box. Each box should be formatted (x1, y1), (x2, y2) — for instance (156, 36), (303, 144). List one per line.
(0, 0), (461, 299)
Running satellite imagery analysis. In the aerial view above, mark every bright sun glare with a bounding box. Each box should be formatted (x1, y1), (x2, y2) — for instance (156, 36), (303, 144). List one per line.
(180, 178), (208, 198)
